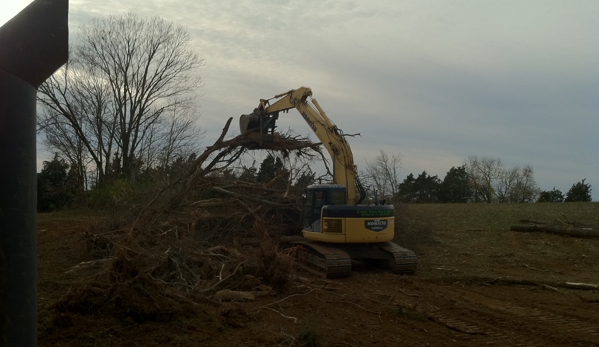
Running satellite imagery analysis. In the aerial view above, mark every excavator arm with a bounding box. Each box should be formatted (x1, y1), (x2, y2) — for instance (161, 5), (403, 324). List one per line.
(240, 86), (362, 205)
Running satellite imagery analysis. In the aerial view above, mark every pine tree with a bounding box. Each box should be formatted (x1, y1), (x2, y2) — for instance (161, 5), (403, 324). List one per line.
(439, 165), (472, 203)
(537, 187), (564, 202)
(256, 154), (284, 183)
(565, 179), (592, 202)
(37, 154), (77, 211)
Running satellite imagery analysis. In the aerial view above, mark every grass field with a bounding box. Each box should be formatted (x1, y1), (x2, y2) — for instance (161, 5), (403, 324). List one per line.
(399, 201), (599, 232)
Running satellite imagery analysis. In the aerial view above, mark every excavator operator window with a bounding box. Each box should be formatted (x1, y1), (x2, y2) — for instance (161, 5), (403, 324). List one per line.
(303, 188), (346, 231)
(303, 190), (327, 231)
(314, 191), (327, 208)
(330, 190), (346, 205)
(303, 190), (315, 229)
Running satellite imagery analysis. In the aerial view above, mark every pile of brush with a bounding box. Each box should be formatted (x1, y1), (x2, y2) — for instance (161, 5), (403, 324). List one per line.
(56, 117), (324, 321)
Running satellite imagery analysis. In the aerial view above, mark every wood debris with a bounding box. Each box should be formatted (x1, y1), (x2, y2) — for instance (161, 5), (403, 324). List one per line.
(55, 118), (325, 320)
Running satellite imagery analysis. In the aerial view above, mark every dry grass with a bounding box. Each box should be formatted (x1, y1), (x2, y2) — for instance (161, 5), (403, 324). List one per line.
(392, 202), (599, 284)
(399, 202), (599, 232)
(393, 202), (599, 256)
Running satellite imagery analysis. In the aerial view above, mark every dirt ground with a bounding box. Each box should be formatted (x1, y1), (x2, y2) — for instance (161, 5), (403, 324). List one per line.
(37, 205), (599, 347)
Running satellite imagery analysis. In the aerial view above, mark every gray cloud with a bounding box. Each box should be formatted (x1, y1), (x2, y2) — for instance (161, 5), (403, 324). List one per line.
(41, 0), (599, 199)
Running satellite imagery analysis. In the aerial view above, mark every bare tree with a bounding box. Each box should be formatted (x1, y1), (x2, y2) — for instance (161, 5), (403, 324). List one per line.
(362, 150), (402, 202)
(39, 61), (115, 186)
(496, 166), (519, 203)
(139, 105), (204, 172)
(466, 156), (539, 203)
(38, 13), (204, 186)
(509, 165), (540, 202)
(465, 156), (503, 203)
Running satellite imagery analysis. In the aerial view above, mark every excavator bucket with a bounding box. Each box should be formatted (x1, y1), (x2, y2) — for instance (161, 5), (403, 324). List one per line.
(239, 112), (260, 134)
(239, 110), (278, 148)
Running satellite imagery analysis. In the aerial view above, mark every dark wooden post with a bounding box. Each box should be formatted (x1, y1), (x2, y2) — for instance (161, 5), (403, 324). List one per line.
(0, 1), (68, 345)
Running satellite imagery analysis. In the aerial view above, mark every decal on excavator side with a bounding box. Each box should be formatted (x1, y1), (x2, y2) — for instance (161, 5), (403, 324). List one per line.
(301, 112), (318, 132)
(365, 219), (388, 232)
(356, 209), (394, 217)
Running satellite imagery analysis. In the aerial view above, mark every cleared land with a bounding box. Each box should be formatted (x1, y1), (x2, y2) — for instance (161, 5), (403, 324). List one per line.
(38, 203), (599, 346)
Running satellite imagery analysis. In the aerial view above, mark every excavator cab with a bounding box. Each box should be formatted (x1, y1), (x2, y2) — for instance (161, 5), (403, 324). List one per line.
(302, 184), (347, 232)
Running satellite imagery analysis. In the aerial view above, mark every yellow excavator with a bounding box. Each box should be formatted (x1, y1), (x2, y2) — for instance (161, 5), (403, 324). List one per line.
(240, 87), (417, 278)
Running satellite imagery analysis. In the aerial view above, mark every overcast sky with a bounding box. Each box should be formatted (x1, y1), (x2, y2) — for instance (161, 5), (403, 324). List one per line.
(3, 1), (598, 200)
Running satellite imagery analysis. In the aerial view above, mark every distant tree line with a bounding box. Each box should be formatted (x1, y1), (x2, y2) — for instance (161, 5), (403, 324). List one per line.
(537, 179), (593, 203)
(37, 154), (80, 212)
(223, 153), (316, 187)
(37, 151), (317, 211)
(37, 148), (593, 212)
(360, 151), (593, 204)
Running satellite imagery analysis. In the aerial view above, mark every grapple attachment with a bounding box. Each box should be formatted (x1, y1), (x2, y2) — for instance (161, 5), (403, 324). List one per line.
(239, 110), (278, 148)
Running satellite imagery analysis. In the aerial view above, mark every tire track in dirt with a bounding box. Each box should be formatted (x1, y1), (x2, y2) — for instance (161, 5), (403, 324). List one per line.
(392, 293), (544, 346)
(422, 305), (546, 347)
(434, 287), (599, 346)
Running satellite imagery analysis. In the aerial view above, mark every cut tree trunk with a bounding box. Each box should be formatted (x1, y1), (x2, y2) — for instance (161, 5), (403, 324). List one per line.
(510, 224), (599, 238)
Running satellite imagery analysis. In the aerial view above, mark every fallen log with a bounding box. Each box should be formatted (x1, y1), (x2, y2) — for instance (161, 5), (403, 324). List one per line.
(519, 219), (548, 225)
(510, 224), (599, 238)
(465, 277), (599, 291)
(565, 282), (599, 290)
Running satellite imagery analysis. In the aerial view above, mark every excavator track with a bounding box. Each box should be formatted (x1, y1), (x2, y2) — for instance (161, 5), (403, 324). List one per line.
(293, 241), (352, 278)
(378, 242), (418, 275)
(291, 241), (417, 278)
